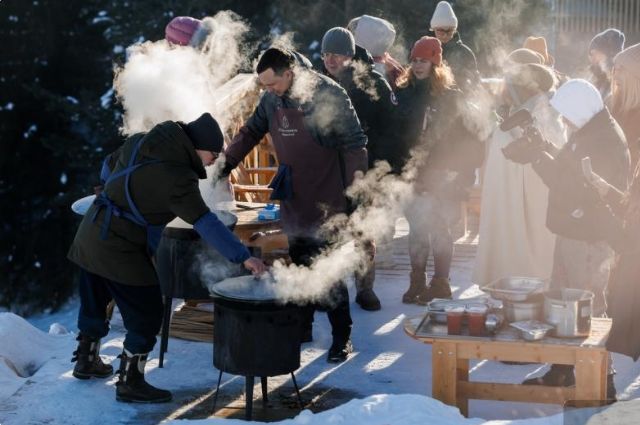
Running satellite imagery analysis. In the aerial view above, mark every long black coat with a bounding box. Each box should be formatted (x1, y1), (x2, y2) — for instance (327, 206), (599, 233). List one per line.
(534, 108), (630, 242)
(68, 122), (210, 286)
(606, 162), (640, 360)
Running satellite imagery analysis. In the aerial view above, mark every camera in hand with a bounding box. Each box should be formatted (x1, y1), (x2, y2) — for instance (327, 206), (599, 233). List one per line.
(499, 109), (545, 147)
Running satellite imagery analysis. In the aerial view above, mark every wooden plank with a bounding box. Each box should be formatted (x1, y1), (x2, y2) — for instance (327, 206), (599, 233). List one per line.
(431, 341), (458, 407)
(456, 341), (577, 365)
(575, 350), (607, 401)
(456, 359), (469, 417)
(457, 382), (574, 404)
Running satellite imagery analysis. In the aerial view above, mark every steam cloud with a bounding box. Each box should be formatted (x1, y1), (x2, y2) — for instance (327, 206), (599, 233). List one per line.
(113, 11), (251, 135)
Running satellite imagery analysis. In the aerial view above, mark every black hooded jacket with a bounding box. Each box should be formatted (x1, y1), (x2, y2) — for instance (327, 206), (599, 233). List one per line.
(442, 33), (479, 90)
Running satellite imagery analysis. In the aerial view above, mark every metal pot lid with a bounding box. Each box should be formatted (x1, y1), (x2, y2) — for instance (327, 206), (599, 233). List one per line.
(71, 194), (96, 216)
(208, 273), (280, 302)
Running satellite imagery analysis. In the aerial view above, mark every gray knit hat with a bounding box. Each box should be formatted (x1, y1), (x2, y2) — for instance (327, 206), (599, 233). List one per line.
(589, 28), (625, 59)
(321, 27), (355, 57)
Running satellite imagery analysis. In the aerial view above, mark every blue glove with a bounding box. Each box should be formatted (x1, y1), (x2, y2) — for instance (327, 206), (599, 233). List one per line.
(193, 212), (251, 263)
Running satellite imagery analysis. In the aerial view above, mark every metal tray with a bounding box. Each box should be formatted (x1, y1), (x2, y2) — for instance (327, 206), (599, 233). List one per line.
(481, 277), (547, 302)
(510, 320), (554, 341)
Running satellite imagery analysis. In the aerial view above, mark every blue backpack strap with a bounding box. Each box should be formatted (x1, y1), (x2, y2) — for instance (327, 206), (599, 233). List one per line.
(92, 136), (161, 240)
(123, 137), (161, 226)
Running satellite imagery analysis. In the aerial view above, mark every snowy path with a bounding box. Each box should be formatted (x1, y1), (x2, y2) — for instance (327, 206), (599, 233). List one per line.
(1, 218), (639, 424)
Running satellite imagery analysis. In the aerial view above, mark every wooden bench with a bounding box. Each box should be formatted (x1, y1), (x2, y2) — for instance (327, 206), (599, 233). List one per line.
(404, 316), (611, 417)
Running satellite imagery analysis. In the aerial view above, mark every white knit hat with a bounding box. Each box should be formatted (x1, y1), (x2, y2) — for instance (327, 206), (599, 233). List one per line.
(350, 15), (396, 57)
(430, 1), (458, 29)
(550, 79), (604, 129)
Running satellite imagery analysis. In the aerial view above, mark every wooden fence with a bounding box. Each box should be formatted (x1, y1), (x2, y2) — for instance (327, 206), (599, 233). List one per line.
(553, 0), (640, 35)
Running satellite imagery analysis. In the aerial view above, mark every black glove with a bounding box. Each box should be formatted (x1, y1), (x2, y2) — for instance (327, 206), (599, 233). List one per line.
(502, 136), (542, 164)
(220, 161), (235, 178)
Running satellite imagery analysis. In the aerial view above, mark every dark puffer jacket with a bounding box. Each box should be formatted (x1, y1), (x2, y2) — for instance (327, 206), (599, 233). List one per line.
(396, 78), (484, 199)
(534, 108), (630, 242)
(442, 33), (479, 90)
(323, 58), (397, 170)
(68, 122), (213, 286)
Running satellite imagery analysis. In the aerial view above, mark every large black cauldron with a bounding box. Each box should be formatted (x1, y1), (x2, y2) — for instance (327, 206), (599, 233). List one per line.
(209, 277), (304, 420)
(155, 211), (246, 367)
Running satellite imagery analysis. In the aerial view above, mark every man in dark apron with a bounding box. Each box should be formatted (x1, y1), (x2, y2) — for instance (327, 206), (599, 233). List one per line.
(224, 47), (368, 363)
(68, 113), (266, 403)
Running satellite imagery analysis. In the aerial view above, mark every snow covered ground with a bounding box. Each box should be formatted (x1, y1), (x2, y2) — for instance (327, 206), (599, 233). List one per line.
(1, 218), (639, 424)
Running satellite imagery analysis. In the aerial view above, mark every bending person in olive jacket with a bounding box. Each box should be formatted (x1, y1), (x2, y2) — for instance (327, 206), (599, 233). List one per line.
(504, 80), (629, 396)
(321, 28), (398, 311)
(68, 113), (265, 403)
(223, 47), (368, 363)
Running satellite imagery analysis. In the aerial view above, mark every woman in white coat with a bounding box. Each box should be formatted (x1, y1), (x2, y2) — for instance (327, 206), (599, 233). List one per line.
(473, 63), (566, 287)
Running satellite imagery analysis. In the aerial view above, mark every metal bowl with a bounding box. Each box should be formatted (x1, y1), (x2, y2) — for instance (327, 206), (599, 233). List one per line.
(504, 300), (542, 322)
(481, 277), (547, 302)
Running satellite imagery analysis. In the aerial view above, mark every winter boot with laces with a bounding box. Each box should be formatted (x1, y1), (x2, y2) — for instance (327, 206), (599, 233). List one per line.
(417, 277), (452, 305)
(72, 333), (113, 379)
(327, 338), (354, 363)
(115, 349), (172, 403)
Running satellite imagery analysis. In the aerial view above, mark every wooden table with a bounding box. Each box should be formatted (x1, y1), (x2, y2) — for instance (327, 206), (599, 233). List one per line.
(233, 202), (281, 243)
(164, 202), (280, 244)
(404, 316), (612, 417)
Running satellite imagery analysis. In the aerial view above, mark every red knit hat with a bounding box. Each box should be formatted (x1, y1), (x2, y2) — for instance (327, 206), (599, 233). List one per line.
(410, 36), (442, 65)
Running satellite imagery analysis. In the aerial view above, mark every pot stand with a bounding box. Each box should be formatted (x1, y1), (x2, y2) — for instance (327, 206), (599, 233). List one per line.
(212, 370), (303, 421)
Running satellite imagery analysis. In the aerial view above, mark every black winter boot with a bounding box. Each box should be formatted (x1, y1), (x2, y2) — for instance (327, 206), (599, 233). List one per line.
(417, 277), (452, 305)
(606, 373), (617, 402)
(327, 338), (353, 363)
(72, 334), (114, 379)
(115, 350), (172, 403)
(355, 257), (381, 311)
(356, 289), (381, 311)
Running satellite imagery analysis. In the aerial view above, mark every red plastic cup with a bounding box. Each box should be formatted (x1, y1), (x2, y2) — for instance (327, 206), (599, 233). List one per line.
(446, 306), (465, 335)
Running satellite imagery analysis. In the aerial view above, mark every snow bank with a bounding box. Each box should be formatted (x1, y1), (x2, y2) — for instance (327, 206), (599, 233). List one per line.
(0, 313), (63, 400)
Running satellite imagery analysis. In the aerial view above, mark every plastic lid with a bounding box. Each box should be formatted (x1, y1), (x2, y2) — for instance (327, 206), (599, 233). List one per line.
(444, 306), (465, 313)
(466, 305), (488, 314)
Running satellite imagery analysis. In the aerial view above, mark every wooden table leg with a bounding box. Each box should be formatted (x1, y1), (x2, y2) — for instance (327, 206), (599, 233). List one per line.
(575, 350), (607, 401)
(432, 341), (458, 408)
(456, 358), (469, 417)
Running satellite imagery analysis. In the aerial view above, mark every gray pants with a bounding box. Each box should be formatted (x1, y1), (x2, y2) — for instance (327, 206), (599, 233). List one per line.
(550, 237), (615, 374)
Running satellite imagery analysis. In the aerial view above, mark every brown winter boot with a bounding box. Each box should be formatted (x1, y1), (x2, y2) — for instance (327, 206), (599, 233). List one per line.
(72, 334), (114, 379)
(417, 277), (452, 305)
(523, 364), (575, 387)
(403, 270), (428, 304)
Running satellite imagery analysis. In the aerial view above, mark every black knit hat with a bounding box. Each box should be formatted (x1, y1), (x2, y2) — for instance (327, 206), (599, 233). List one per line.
(183, 113), (224, 153)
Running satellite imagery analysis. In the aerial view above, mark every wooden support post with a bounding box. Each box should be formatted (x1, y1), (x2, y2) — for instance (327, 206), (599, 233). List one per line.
(575, 350), (607, 401)
(456, 358), (469, 417)
(432, 341), (458, 407)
